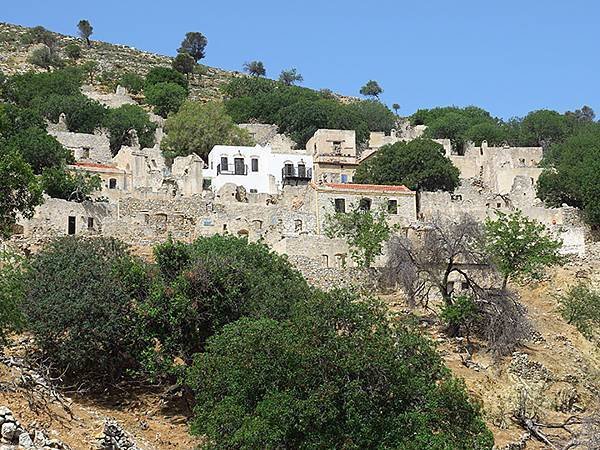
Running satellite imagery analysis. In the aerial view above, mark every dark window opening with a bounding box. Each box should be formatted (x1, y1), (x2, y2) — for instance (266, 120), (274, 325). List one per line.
(87, 217), (94, 230)
(81, 147), (90, 159)
(109, 178), (117, 189)
(251, 158), (259, 172)
(220, 156), (228, 172)
(68, 216), (76, 235)
(334, 198), (346, 213)
(496, 202), (502, 208)
(359, 198), (372, 211)
(387, 199), (398, 214)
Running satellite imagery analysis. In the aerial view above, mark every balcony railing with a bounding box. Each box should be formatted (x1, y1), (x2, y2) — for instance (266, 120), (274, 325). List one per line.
(282, 167), (312, 179)
(217, 163), (248, 176)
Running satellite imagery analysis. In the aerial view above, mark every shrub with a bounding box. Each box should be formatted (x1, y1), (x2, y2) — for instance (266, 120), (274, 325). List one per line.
(33, 94), (107, 133)
(139, 235), (311, 375)
(118, 72), (144, 94)
(3, 68), (82, 107)
(440, 295), (479, 339)
(144, 82), (187, 118)
(21, 237), (149, 383)
(145, 66), (187, 90)
(64, 43), (82, 60)
(187, 290), (494, 449)
(0, 251), (26, 345)
(27, 44), (62, 71)
(557, 283), (600, 341)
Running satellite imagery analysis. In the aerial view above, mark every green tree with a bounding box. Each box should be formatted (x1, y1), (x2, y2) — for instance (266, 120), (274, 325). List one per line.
(464, 121), (509, 146)
(64, 43), (82, 60)
(354, 138), (460, 192)
(324, 205), (391, 268)
(144, 82), (187, 118)
(484, 210), (563, 289)
(41, 166), (101, 202)
(33, 94), (107, 133)
(172, 52), (195, 78)
(521, 109), (569, 148)
(21, 236), (149, 384)
(178, 32), (208, 62)
(0, 251), (26, 346)
(3, 68), (82, 107)
(118, 72), (144, 94)
(140, 235), (311, 375)
(537, 125), (600, 225)
(392, 102), (400, 115)
(5, 127), (72, 174)
(162, 101), (252, 160)
(347, 99), (396, 133)
(187, 290), (494, 449)
(0, 103), (45, 138)
(243, 60), (266, 77)
(144, 66), (188, 90)
(279, 68), (303, 86)
(360, 80), (383, 98)
(557, 283), (600, 341)
(77, 19), (93, 47)
(0, 148), (43, 238)
(104, 104), (156, 153)
(27, 45), (62, 71)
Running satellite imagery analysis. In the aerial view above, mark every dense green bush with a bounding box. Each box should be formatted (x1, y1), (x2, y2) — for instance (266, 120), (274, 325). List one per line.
(104, 104), (156, 153)
(222, 77), (395, 147)
(144, 82), (187, 118)
(3, 68), (82, 107)
(5, 127), (72, 174)
(32, 94), (107, 133)
(354, 138), (460, 191)
(64, 43), (82, 60)
(557, 283), (600, 342)
(187, 290), (494, 449)
(145, 66), (187, 90)
(21, 237), (149, 383)
(139, 235), (311, 374)
(162, 101), (253, 160)
(118, 72), (144, 94)
(0, 103), (45, 138)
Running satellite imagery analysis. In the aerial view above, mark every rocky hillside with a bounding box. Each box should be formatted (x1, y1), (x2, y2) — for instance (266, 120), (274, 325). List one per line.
(0, 21), (239, 102)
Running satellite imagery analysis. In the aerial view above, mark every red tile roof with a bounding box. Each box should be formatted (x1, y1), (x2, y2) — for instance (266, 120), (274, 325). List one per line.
(323, 183), (412, 193)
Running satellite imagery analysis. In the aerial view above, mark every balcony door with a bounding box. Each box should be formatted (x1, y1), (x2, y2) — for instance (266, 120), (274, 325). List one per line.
(234, 157), (245, 175)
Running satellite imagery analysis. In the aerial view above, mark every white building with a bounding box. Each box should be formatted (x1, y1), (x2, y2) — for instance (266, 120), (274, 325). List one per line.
(204, 144), (313, 194)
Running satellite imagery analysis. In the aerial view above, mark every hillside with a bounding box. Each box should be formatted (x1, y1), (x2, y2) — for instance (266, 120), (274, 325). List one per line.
(0, 21), (239, 102)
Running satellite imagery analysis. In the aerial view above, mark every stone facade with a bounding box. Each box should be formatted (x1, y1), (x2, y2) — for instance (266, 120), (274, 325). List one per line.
(307, 129), (359, 183)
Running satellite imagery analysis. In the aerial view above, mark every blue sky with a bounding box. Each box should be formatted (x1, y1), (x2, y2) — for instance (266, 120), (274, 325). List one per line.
(3, 0), (598, 119)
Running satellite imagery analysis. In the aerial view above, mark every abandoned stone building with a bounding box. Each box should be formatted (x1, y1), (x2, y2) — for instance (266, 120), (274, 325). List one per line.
(13, 110), (592, 267)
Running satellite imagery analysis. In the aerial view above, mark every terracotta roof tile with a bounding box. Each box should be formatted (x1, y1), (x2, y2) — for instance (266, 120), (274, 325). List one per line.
(323, 183), (412, 193)
(72, 162), (124, 173)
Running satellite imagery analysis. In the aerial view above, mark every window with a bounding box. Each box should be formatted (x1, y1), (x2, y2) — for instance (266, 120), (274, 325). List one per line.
(294, 219), (302, 232)
(109, 178), (117, 189)
(387, 199), (398, 214)
(220, 156), (228, 172)
(87, 217), (94, 230)
(340, 174), (348, 183)
(496, 202), (502, 208)
(332, 141), (342, 152)
(450, 194), (462, 201)
(250, 189), (258, 193)
(321, 255), (329, 267)
(234, 157), (245, 175)
(334, 198), (346, 213)
(68, 216), (76, 235)
(251, 158), (259, 172)
(81, 147), (90, 159)
(359, 198), (372, 211)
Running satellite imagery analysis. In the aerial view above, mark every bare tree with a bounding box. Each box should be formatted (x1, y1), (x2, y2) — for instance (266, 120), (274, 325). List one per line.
(383, 214), (530, 354)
